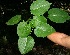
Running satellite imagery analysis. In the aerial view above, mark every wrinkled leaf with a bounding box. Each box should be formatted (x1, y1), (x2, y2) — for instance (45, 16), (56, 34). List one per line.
(33, 16), (47, 27)
(17, 20), (31, 38)
(29, 16), (47, 28)
(18, 36), (35, 54)
(30, 0), (52, 16)
(34, 22), (56, 38)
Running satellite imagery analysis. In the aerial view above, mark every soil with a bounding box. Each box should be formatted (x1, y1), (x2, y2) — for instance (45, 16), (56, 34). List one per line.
(0, 0), (70, 55)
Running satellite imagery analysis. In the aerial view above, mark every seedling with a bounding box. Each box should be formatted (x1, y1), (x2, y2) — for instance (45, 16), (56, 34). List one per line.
(6, 0), (70, 55)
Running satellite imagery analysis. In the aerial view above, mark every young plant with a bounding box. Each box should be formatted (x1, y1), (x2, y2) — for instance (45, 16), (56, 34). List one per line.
(6, 0), (70, 55)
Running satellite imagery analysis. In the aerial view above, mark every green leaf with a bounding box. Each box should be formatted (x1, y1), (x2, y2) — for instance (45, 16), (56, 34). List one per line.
(67, 16), (70, 20)
(29, 19), (35, 28)
(34, 22), (56, 38)
(18, 36), (35, 54)
(48, 8), (70, 23)
(17, 20), (31, 38)
(33, 16), (47, 27)
(30, 0), (52, 16)
(29, 16), (47, 28)
(6, 15), (21, 25)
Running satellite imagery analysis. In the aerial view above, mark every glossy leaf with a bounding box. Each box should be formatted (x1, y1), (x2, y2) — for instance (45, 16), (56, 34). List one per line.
(17, 20), (31, 38)
(34, 22), (56, 38)
(18, 36), (35, 54)
(48, 8), (70, 23)
(30, 0), (52, 16)
(6, 15), (21, 25)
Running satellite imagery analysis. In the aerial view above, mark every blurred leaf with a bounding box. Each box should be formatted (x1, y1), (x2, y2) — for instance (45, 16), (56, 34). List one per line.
(6, 15), (21, 25)
(17, 20), (31, 38)
(48, 8), (70, 23)
(30, 0), (52, 16)
(34, 22), (56, 38)
(18, 36), (35, 54)
(33, 16), (47, 27)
